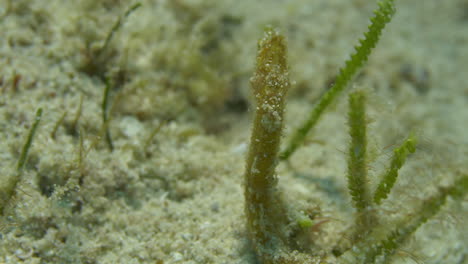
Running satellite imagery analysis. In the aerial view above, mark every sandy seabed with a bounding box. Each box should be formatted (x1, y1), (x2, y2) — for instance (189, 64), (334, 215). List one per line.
(0, 0), (467, 263)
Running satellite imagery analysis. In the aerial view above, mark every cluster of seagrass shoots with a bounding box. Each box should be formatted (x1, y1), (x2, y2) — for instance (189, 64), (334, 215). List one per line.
(243, 0), (467, 263)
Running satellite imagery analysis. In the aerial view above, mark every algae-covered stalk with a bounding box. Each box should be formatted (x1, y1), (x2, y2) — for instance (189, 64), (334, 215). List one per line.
(373, 133), (417, 204)
(347, 90), (376, 241)
(244, 28), (291, 263)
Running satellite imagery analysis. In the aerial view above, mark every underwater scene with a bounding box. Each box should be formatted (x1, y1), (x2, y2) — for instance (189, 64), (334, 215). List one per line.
(0, 0), (466, 263)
